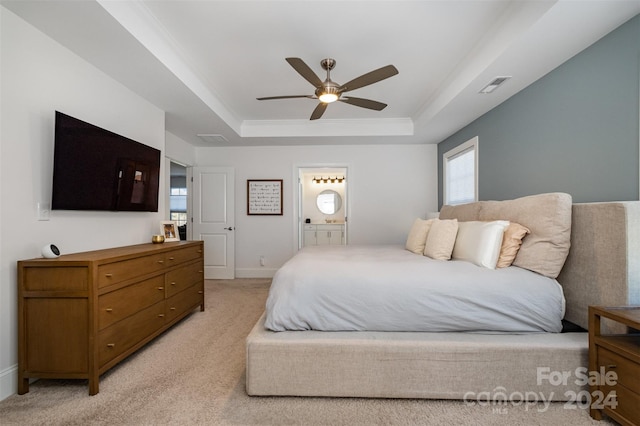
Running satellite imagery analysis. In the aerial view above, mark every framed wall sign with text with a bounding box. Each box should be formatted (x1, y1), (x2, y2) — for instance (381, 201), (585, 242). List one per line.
(247, 179), (283, 215)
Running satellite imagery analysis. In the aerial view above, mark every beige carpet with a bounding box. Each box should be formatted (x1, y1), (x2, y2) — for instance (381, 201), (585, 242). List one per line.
(0, 279), (612, 425)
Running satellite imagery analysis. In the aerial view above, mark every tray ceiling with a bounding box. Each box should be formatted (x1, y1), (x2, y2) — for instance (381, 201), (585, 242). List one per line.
(4, 0), (639, 146)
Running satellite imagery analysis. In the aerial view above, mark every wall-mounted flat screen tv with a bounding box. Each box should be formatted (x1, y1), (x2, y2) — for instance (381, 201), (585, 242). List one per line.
(52, 111), (161, 212)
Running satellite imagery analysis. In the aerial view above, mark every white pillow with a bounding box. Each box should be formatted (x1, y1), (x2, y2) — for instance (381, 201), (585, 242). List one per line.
(452, 220), (510, 269)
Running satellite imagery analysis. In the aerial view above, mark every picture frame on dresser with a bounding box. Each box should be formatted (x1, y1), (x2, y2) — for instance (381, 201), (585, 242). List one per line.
(161, 220), (180, 242)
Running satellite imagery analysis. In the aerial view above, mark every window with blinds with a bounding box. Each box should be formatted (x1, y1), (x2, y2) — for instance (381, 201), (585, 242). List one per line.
(443, 137), (478, 206)
(170, 187), (188, 226)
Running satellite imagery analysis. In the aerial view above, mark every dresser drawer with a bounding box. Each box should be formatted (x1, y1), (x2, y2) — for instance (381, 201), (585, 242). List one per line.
(600, 382), (640, 425)
(598, 346), (640, 394)
(165, 282), (204, 323)
(22, 266), (88, 292)
(164, 245), (203, 268)
(97, 253), (167, 288)
(98, 301), (166, 367)
(165, 260), (203, 298)
(98, 275), (165, 330)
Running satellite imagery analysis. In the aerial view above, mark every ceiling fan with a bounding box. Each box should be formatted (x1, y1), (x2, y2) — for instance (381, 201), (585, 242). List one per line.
(257, 57), (399, 120)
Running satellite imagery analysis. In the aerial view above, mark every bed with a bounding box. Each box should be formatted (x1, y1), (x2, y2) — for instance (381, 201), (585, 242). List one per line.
(246, 193), (640, 400)
(265, 245), (565, 333)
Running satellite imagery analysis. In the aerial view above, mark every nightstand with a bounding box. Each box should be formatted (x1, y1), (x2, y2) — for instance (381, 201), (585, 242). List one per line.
(589, 306), (640, 425)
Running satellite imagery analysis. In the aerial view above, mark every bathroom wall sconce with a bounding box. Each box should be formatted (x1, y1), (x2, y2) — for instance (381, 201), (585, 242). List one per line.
(313, 176), (345, 184)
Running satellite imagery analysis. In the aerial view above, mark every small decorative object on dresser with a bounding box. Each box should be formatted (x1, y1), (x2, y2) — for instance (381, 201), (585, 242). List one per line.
(17, 241), (204, 395)
(589, 306), (640, 425)
(160, 220), (180, 242)
(41, 243), (60, 258)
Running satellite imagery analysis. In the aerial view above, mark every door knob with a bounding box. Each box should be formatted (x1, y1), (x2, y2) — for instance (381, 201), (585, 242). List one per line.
(224, 227), (235, 231)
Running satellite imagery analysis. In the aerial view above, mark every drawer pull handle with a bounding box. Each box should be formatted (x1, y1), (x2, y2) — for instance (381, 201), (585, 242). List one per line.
(171, 282), (176, 286)
(157, 287), (164, 290)
(198, 250), (203, 253)
(169, 257), (175, 261)
(170, 307), (176, 311)
(607, 364), (617, 369)
(157, 260), (164, 264)
(199, 270), (204, 273)
(105, 308), (113, 313)
(198, 291), (204, 294)
(158, 314), (165, 318)
(104, 273), (113, 278)
(107, 343), (115, 348)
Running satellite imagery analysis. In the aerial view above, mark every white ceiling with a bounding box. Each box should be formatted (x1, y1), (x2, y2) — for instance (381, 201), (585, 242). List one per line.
(4, 0), (640, 147)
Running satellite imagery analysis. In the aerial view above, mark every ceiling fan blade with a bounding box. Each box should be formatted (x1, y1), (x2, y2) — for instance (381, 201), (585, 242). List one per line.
(339, 65), (399, 93)
(310, 103), (328, 120)
(339, 97), (387, 111)
(257, 95), (315, 101)
(286, 57), (323, 88)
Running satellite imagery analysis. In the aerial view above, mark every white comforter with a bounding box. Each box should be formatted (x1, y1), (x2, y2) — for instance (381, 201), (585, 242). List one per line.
(265, 245), (565, 333)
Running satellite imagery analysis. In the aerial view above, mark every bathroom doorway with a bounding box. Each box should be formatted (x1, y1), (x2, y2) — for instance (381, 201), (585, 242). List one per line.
(297, 166), (348, 249)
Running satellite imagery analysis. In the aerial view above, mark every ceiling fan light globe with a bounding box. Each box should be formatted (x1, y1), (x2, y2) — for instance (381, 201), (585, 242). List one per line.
(319, 93), (339, 103)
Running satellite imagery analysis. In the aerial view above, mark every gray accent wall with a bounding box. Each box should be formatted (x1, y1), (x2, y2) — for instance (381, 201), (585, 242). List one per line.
(438, 14), (640, 207)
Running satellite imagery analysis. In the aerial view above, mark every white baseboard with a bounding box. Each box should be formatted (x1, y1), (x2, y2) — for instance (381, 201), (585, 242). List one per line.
(235, 268), (276, 279)
(0, 364), (17, 402)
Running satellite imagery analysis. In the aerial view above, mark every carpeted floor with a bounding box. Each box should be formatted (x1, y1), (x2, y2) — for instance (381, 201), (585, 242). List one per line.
(0, 279), (613, 425)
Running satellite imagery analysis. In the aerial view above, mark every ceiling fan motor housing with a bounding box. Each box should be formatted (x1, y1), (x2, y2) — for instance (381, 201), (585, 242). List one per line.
(316, 82), (340, 102)
(317, 59), (340, 102)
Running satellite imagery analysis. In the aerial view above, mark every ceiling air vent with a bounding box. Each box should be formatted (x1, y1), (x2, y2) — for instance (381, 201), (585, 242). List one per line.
(197, 134), (229, 144)
(479, 76), (511, 94)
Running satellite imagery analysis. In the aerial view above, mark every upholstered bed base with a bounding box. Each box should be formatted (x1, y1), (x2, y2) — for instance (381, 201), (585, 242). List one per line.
(247, 314), (587, 399)
(246, 200), (640, 400)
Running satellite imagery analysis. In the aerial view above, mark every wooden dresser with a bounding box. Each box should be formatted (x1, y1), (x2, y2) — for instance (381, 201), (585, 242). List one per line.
(17, 241), (204, 395)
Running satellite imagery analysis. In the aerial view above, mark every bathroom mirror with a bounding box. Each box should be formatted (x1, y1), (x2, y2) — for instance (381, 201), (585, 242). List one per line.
(316, 190), (342, 215)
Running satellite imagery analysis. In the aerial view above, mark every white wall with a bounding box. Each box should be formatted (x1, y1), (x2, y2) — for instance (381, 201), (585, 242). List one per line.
(165, 131), (196, 166)
(195, 144), (438, 277)
(0, 8), (166, 400)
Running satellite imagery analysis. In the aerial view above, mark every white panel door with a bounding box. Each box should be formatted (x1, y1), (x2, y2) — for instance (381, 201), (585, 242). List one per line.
(191, 167), (235, 279)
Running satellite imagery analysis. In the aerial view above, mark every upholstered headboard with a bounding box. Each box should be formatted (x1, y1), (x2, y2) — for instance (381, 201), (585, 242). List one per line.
(557, 201), (640, 330)
(440, 194), (640, 331)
